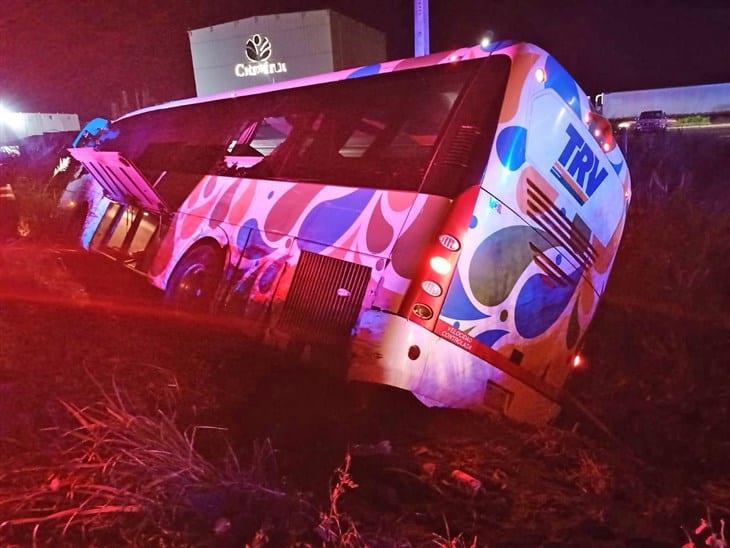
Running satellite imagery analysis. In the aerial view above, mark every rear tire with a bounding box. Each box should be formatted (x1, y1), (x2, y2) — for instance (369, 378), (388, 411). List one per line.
(164, 244), (224, 312)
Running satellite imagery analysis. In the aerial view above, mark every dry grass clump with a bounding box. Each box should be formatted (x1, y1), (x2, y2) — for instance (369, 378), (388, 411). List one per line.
(0, 386), (299, 546)
(316, 453), (363, 547)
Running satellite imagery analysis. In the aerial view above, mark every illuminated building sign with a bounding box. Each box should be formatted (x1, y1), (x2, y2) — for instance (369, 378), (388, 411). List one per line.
(235, 34), (288, 78)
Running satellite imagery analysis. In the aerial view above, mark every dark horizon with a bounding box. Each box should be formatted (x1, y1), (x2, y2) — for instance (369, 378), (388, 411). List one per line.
(1, 0), (729, 121)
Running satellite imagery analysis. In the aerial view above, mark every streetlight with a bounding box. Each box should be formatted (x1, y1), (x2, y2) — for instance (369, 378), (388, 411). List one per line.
(0, 105), (24, 130)
(0, 104), (25, 145)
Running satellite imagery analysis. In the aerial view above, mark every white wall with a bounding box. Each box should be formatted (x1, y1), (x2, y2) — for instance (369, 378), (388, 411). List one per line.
(189, 10), (336, 97)
(1, 112), (80, 143)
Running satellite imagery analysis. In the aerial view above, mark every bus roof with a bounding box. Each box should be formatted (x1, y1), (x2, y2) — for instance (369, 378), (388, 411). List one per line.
(116, 41), (540, 123)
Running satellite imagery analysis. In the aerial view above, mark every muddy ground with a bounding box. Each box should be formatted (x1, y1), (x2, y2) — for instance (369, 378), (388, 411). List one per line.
(1, 130), (729, 546)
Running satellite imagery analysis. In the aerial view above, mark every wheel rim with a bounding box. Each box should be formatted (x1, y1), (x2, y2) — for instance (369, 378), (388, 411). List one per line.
(172, 262), (216, 308)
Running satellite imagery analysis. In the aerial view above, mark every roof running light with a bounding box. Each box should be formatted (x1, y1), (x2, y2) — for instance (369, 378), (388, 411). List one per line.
(429, 256), (451, 275)
(438, 234), (460, 251)
(448, 54), (460, 63)
(535, 68), (546, 83)
(480, 37), (491, 48)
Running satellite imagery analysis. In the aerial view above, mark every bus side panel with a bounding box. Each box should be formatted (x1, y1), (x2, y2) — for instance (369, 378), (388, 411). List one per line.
(147, 174), (449, 330)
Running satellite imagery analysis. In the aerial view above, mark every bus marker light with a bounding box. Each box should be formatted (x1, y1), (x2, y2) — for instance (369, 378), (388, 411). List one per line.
(421, 280), (442, 297)
(603, 143), (611, 152)
(429, 256), (451, 275)
(412, 303), (433, 320)
(438, 233), (460, 251)
(448, 54), (460, 63)
(535, 68), (546, 83)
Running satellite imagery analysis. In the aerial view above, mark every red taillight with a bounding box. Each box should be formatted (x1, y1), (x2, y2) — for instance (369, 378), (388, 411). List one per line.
(438, 233), (460, 251)
(429, 256), (452, 275)
(421, 280), (443, 297)
(399, 186), (480, 331)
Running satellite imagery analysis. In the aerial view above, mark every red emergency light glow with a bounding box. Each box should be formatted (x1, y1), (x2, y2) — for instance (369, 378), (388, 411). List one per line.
(429, 256), (452, 275)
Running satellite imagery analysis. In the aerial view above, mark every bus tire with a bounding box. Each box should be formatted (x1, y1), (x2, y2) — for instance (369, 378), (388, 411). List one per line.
(164, 244), (224, 312)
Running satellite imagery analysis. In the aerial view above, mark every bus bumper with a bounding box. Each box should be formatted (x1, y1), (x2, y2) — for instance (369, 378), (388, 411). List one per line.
(349, 309), (560, 424)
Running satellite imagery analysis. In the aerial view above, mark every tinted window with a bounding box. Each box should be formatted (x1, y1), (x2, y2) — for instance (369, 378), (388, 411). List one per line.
(103, 56), (509, 198)
(229, 60), (482, 191)
(102, 100), (242, 180)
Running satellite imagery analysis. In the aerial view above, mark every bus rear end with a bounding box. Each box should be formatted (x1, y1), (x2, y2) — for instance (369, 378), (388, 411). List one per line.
(350, 43), (630, 424)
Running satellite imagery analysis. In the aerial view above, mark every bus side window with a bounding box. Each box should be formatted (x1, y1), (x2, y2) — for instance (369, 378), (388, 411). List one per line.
(250, 117), (292, 156)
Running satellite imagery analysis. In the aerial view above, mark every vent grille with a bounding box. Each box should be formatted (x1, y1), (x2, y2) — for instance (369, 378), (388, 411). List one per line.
(526, 180), (596, 270)
(278, 252), (371, 347)
(440, 125), (482, 168)
(529, 242), (574, 287)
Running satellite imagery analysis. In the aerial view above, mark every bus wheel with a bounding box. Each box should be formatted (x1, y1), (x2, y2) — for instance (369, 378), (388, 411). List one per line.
(165, 245), (223, 312)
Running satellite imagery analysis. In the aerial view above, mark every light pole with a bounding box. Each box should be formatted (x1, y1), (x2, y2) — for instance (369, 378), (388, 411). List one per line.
(414, 0), (430, 57)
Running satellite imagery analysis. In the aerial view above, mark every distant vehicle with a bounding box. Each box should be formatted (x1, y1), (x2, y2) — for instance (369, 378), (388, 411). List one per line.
(634, 110), (668, 132)
(596, 82), (730, 120)
(63, 42), (630, 424)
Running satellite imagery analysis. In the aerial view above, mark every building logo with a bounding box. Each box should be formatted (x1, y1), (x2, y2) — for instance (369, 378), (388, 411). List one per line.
(235, 34), (287, 78)
(550, 124), (608, 205)
(245, 34), (272, 62)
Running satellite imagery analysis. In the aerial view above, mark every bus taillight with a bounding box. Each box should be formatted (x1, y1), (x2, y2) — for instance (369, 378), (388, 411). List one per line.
(399, 186), (480, 331)
(420, 280), (443, 297)
(429, 256), (452, 275)
(438, 233), (461, 251)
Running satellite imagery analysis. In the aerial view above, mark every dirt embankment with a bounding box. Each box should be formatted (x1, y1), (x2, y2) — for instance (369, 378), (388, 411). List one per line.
(1, 131), (729, 545)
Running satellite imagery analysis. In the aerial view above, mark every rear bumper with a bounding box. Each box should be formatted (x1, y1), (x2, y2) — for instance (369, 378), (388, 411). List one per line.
(349, 309), (561, 424)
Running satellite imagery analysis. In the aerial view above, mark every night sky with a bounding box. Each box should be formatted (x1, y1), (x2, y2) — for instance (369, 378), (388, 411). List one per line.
(1, 0), (729, 121)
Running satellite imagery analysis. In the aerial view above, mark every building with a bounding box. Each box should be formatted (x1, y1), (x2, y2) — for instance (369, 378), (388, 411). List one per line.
(0, 111), (79, 145)
(188, 9), (387, 97)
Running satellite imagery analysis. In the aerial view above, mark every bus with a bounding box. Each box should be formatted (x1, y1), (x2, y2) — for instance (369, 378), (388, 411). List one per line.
(65, 41), (631, 424)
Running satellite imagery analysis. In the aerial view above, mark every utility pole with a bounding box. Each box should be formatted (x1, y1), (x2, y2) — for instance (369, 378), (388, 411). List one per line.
(414, 0), (430, 56)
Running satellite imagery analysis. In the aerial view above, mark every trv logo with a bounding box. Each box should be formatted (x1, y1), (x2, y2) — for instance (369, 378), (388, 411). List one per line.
(550, 124), (608, 205)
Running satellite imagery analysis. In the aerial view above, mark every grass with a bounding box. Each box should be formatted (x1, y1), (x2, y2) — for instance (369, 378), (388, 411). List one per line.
(0, 375), (304, 546)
